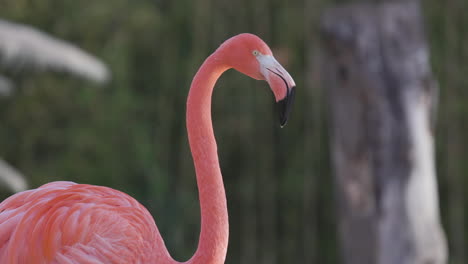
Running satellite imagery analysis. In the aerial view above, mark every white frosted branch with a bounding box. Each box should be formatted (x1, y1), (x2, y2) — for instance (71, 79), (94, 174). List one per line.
(0, 19), (110, 83)
(0, 159), (27, 193)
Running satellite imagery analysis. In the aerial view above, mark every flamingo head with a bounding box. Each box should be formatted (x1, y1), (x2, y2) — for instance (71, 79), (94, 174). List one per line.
(220, 33), (296, 127)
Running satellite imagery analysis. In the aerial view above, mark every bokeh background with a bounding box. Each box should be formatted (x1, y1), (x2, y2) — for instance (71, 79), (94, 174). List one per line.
(0, 0), (466, 263)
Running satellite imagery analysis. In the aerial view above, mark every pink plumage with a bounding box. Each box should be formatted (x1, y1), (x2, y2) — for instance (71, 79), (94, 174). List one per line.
(0, 33), (295, 264)
(0, 182), (171, 263)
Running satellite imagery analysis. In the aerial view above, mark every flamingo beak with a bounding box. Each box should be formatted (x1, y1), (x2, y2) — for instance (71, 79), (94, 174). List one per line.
(277, 86), (296, 127)
(257, 55), (296, 127)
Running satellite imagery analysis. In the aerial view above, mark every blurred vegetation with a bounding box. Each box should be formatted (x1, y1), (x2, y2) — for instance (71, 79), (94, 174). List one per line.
(0, 0), (466, 263)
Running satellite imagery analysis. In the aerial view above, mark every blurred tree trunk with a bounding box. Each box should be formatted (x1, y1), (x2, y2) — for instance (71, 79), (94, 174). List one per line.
(320, 1), (447, 264)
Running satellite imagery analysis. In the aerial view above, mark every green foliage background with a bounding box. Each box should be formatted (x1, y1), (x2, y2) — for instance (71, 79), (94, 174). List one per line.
(0, 0), (466, 263)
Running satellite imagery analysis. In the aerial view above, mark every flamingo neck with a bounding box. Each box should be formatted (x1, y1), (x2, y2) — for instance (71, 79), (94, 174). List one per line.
(184, 51), (230, 264)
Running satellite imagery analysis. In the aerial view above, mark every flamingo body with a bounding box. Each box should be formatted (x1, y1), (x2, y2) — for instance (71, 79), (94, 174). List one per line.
(0, 181), (170, 263)
(0, 33), (295, 264)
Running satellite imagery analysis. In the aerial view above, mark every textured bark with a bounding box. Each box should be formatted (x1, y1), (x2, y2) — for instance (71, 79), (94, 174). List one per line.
(321, 1), (447, 264)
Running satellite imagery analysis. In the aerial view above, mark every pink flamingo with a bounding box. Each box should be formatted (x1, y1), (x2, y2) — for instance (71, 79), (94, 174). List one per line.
(0, 33), (295, 264)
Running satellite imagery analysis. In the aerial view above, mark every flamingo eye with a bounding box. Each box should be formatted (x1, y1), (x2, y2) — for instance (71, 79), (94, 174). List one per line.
(252, 50), (260, 56)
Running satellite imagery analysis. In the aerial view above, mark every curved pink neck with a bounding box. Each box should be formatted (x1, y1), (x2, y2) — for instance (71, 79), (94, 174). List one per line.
(183, 51), (230, 264)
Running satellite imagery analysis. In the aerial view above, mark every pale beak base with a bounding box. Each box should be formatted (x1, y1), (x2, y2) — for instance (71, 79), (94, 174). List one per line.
(257, 54), (296, 127)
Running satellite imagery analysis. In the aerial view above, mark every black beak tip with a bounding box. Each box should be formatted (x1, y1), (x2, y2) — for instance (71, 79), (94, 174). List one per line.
(277, 86), (296, 128)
